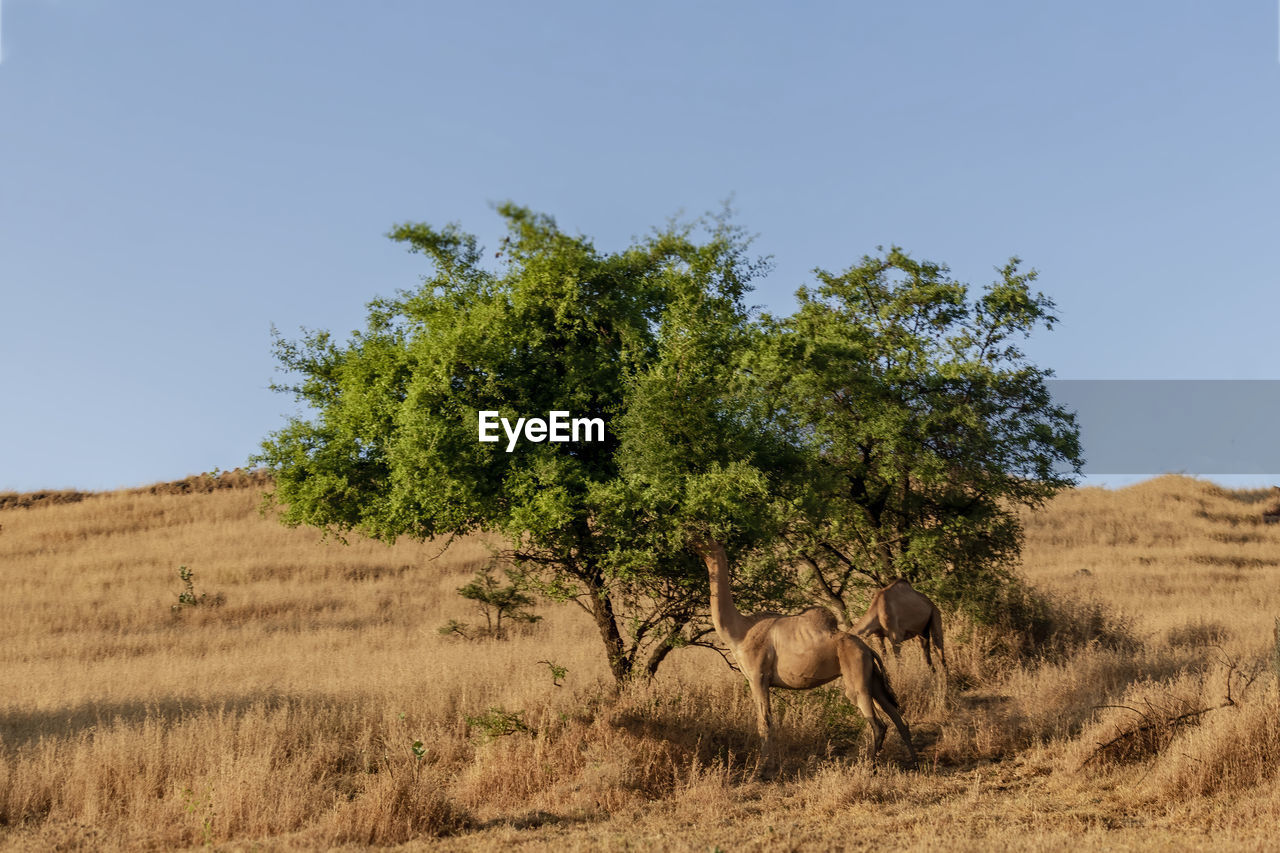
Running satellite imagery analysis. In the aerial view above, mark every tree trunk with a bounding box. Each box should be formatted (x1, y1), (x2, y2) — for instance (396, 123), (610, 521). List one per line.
(581, 563), (632, 683)
(641, 617), (689, 679)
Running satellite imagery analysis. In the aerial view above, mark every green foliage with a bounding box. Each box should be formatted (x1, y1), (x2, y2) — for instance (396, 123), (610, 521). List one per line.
(171, 566), (224, 611)
(779, 684), (866, 743)
(538, 659), (568, 687)
(436, 618), (471, 641)
(465, 706), (530, 741)
(749, 248), (1081, 619)
(256, 204), (1078, 678)
(453, 563), (541, 639)
(614, 245), (1080, 622)
(256, 204), (768, 682)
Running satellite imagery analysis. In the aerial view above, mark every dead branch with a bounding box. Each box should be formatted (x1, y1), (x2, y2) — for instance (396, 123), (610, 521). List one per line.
(688, 638), (741, 673)
(1079, 703), (1226, 769)
(1079, 656), (1253, 770)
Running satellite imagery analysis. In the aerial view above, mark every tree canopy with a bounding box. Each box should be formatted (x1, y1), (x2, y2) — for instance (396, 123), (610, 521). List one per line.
(614, 246), (1081, 627)
(257, 206), (1082, 682)
(756, 249), (1080, 622)
(257, 204), (768, 681)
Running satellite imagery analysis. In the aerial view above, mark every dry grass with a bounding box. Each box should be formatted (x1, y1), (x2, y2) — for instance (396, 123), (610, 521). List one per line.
(2, 472), (1279, 850)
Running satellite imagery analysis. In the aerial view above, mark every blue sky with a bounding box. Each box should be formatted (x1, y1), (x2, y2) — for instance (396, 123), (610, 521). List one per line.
(2, 1), (1278, 492)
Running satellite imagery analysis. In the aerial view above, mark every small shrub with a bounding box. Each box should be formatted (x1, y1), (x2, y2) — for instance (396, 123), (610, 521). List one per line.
(465, 707), (530, 741)
(171, 566), (225, 611)
(446, 563), (541, 639)
(436, 619), (471, 641)
(538, 659), (568, 687)
(180, 786), (216, 847)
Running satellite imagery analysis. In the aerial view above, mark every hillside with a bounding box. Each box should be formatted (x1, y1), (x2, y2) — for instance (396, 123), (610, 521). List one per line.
(1, 473), (1278, 850)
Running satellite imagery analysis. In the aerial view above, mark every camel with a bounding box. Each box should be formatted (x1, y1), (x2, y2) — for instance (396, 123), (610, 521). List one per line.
(1262, 486), (1280, 524)
(853, 579), (947, 676)
(694, 538), (917, 774)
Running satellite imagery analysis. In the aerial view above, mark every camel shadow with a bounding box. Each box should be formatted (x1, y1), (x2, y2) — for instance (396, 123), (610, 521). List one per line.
(478, 809), (599, 831)
(607, 702), (917, 783)
(609, 707), (757, 767)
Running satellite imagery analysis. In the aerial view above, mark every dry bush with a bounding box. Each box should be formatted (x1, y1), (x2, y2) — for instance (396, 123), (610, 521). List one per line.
(0, 488), (92, 511)
(1143, 691), (1280, 801)
(1065, 654), (1269, 776)
(929, 644), (1177, 766)
(0, 469), (270, 513)
(977, 583), (1139, 664)
(1078, 686), (1206, 768)
(939, 584), (1140, 701)
(323, 766), (472, 846)
(1166, 618), (1231, 648)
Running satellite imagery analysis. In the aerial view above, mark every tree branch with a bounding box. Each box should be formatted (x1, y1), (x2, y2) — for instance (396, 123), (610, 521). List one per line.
(794, 548), (850, 627)
(818, 540), (885, 587)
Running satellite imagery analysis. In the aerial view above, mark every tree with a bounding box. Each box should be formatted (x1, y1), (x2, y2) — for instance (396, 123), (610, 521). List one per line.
(258, 209), (1080, 679)
(255, 204), (768, 682)
(451, 563), (541, 638)
(749, 248), (1083, 622)
(611, 246), (1081, 628)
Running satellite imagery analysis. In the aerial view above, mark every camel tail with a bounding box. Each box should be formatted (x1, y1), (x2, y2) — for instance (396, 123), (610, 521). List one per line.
(867, 645), (901, 710)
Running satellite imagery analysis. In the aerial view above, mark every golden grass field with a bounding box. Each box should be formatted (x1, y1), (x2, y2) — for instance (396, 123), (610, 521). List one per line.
(2, 471), (1279, 851)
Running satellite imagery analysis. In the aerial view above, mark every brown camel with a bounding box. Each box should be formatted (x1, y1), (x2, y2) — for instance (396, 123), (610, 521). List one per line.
(853, 579), (947, 675)
(1262, 486), (1280, 524)
(694, 538), (917, 774)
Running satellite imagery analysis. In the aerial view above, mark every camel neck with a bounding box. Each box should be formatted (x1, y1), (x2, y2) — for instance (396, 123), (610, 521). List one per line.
(701, 540), (748, 646)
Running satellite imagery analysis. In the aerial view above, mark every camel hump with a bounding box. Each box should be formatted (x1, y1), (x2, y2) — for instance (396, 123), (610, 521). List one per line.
(797, 606), (841, 632)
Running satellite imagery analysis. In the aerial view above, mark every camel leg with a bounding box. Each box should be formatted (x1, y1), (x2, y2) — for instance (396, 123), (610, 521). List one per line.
(925, 609), (948, 700)
(850, 683), (886, 761)
(745, 672), (775, 778)
(850, 637), (919, 769)
(870, 677), (918, 769)
(884, 616), (905, 663)
(920, 635), (936, 673)
(929, 610), (948, 673)
(835, 637), (887, 761)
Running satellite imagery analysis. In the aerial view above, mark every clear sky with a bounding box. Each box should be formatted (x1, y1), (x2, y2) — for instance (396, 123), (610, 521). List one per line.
(2, 1), (1278, 492)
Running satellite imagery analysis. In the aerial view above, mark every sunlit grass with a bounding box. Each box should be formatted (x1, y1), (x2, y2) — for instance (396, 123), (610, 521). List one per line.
(1, 473), (1278, 849)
